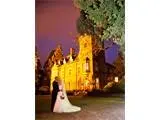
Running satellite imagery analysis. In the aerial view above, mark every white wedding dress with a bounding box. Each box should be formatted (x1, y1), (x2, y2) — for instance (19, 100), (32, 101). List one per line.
(53, 81), (81, 113)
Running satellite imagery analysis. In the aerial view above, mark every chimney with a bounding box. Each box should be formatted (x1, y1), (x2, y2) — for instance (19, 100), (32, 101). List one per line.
(63, 58), (66, 64)
(70, 48), (73, 55)
(69, 48), (74, 62)
(58, 60), (61, 65)
(69, 55), (73, 62)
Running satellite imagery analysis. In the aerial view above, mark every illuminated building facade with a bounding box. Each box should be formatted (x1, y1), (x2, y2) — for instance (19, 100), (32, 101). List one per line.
(50, 34), (114, 91)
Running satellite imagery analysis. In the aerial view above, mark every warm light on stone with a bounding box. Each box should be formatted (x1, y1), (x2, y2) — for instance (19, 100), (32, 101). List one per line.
(63, 58), (66, 64)
(69, 55), (73, 62)
(50, 34), (94, 92)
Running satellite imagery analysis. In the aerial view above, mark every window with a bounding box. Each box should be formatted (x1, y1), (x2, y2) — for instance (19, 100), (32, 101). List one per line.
(69, 69), (71, 75)
(84, 43), (87, 48)
(85, 57), (90, 72)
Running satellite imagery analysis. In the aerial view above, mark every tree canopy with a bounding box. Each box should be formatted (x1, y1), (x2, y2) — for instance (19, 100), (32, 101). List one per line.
(74, 0), (125, 54)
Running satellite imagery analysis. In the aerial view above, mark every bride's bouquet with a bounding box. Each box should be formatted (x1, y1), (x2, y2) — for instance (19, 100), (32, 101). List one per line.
(60, 91), (65, 100)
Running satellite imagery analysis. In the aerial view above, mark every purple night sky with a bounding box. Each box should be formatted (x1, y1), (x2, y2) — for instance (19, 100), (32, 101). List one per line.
(36, 0), (118, 65)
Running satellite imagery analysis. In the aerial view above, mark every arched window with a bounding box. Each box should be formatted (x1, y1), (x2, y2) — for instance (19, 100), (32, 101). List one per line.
(85, 57), (90, 72)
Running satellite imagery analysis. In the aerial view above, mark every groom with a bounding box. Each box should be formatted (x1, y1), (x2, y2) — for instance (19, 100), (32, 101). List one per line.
(51, 76), (60, 112)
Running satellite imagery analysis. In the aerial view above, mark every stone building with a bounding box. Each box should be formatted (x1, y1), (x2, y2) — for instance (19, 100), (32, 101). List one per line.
(50, 34), (115, 92)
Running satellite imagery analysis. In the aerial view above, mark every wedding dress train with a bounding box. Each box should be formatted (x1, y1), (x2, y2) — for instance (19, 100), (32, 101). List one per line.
(53, 82), (81, 113)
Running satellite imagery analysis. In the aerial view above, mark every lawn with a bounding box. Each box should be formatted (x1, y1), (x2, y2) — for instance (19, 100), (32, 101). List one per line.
(36, 95), (125, 120)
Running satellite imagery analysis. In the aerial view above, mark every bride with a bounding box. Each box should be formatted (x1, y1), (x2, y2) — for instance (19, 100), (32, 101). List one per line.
(53, 78), (81, 113)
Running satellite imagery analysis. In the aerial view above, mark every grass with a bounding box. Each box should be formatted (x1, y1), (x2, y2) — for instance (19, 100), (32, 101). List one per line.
(36, 95), (125, 120)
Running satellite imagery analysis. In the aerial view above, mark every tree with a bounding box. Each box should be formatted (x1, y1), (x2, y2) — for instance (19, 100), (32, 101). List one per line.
(43, 49), (55, 83)
(76, 10), (95, 36)
(74, 0), (125, 54)
(113, 51), (125, 79)
(35, 47), (41, 71)
(53, 44), (64, 62)
(76, 10), (104, 55)
(43, 45), (64, 82)
(35, 46), (42, 90)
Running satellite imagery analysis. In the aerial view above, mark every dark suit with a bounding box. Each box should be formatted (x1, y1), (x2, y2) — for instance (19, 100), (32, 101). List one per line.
(51, 81), (59, 111)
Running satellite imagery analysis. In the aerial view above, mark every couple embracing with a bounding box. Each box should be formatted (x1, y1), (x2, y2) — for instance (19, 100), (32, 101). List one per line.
(51, 76), (81, 113)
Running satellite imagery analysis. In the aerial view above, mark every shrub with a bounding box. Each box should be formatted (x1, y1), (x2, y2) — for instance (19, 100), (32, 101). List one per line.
(103, 81), (114, 92)
(39, 86), (49, 91)
(103, 80), (125, 93)
(38, 86), (50, 95)
(118, 79), (125, 92)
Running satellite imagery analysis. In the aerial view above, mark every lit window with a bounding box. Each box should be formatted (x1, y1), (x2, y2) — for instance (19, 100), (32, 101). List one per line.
(86, 62), (89, 71)
(85, 57), (90, 72)
(96, 78), (99, 83)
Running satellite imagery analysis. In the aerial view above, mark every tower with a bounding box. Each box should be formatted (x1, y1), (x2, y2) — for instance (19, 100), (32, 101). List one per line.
(77, 34), (94, 90)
